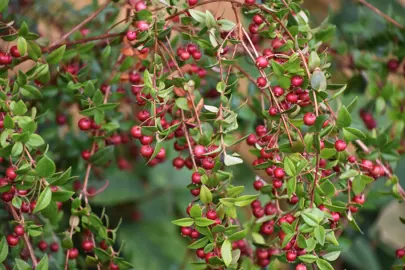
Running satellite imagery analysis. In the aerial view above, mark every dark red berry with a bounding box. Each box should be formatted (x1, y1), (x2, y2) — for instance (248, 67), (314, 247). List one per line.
(303, 112), (316, 126)
(78, 118), (91, 131)
(286, 250), (297, 262)
(253, 180), (264, 190)
(7, 234), (19, 247)
(192, 172), (202, 184)
(67, 248), (79, 259)
(38, 240), (48, 251)
(334, 140), (347, 152)
(82, 240), (94, 252)
(14, 225), (24, 236)
(291, 76), (304, 87)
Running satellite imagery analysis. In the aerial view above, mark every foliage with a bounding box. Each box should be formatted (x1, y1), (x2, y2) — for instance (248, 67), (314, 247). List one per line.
(0, 0), (404, 269)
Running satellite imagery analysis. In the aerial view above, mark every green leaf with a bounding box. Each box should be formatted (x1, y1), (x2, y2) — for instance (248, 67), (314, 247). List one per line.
(0, 0), (8, 13)
(0, 237), (8, 263)
(271, 60), (285, 76)
(311, 69), (327, 91)
(216, 81), (226, 93)
(194, 217), (215, 227)
(343, 127), (366, 141)
(190, 204), (202, 218)
(188, 237), (209, 249)
(339, 169), (358, 179)
(284, 156), (296, 176)
(316, 259), (334, 270)
(352, 175), (374, 195)
(337, 106), (351, 128)
(10, 100), (28, 115)
(287, 176), (297, 198)
(17, 37), (27, 56)
(49, 167), (72, 186)
(314, 225), (325, 246)
(224, 154), (243, 166)
(36, 155), (56, 177)
(33, 186), (52, 213)
(15, 258), (31, 270)
(88, 146), (114, 166)
(11, 142), (23, 157)
(175, 97), (189, 111)
(46, 45), (66, 64)
(200, 185), (212, 203)
(26, 134), (45, 148)
(221, 240), (232, 266)
(299, 254), (318, 263)
(228, 229), (248, 241)
(309, 51), (320, 70)
(36, 255), (48, 270)
(189, 10), (206, 24)
(322, 251), (341, 261)
(172, 218), (194, 227)
(320, 148), (336, 159)
(218, 19), (236, 31)
(27, 41), (42, 60)
(234, 195), (259, 207)
(301, 208), (324, 226)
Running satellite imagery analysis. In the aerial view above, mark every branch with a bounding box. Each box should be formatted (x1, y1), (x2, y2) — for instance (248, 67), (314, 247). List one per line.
(355, 0), (403, 29)
(8, 203), (38, 267)
(50, 0), (112, 47)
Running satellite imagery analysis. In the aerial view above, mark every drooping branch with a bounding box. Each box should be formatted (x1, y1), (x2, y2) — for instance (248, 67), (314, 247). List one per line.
(355, 0), (404, 29)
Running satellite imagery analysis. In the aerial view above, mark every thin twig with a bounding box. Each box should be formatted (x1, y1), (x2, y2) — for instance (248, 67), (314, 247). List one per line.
(51, 0), (112, 47)
(8, 203), (38, 267)
(355, 0), (403, 29)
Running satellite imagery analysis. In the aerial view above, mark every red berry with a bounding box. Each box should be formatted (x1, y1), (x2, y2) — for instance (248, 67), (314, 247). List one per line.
(206, 209), (217, 220)
(50, 242), (59, 252)
(188, 0), (198, 5)
(387, 59), (399, 72)
(296, 264), (307, 270)
(190, 230), (200, 239)
(272, 86), (284, 97)
(272, 179), (282, 189)
(291, 76), (304, 87)
(82, 240), (94, 252)
(38, 240), (48, 251)
(10, 46), (21, 57)
(109, 263), (120, 270)
(251, 199), (261, 209)
(6, 167), (17, 180)
(126, 31), (137, 41)
(256, 56), (268, 68)
(256, 77), (267, 88)
(353, 194), (365, 205)
(136, 20), (149, 32)
(134, 1), (147, 11)
(272, 38), (285, 50)
(303, 112), (316, 126)
(193, 145), (206, 158)
(396, 248), (405, 258)
(273, 167), (285, 179)
(140, 145), (154, 158)
(78, 118), (91, 131)
(260, 222), (274, 235)
(334, 140), (347, 152)
(192, 172), (202, 184)
(268, 106), (278, 116)
(81, 150), (91, 160)
(181, 227), (192, 236)
(14, 225), (24, 236)
(67, 248), (79, 259)
(253, 207), (265, 218)
(331, 212), (340, 222)
(252, 15), (263, 25)
(248, 23), (258, 34)
(246, 134), (258, 145)
(173, 157), (185, 169)
(180, 51), (191, 61)
(253, 180), (264, 190)
(348, 156), (356, 163)
(286, 250), (297, 262)
(7, 234), (19, 247)
(245, 0), (255, 5)
(201, 157), (215, 170)
(286, 92), (298, 103)
(288, 194), (299, 205)
(190, 188), (200, 196)
(196, 248), (205, 258)
(192, 51), (202, 60)
(205, 252), (215, 263)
